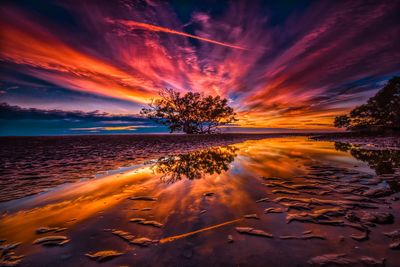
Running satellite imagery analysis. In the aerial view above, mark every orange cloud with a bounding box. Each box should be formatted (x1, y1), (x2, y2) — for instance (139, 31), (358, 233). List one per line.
(0, 14), (157, 103)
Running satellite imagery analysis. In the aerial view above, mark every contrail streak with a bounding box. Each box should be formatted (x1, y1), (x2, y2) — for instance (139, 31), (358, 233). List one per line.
(108, 19), (247, 50)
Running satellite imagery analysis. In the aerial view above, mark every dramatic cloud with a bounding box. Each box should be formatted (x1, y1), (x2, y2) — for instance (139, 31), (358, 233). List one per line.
(0, 103), (146, 122)
(0, 0), (399, 132)
(0, 103), (162, 135)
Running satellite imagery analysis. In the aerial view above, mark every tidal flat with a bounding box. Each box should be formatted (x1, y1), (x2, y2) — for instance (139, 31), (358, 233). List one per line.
(0, 135), (399, 266)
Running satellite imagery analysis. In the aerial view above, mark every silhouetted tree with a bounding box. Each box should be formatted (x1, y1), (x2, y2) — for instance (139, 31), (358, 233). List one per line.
(141, 88), (237, 134)
(334, 76), (400, 131)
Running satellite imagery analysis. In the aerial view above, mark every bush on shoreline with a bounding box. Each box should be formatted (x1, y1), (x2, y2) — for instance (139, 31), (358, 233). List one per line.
(334, 76), (400, 132)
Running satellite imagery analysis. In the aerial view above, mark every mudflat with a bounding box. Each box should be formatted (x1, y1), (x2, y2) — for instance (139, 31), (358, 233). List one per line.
(0, 134), (294, 202)
(0, 136), (399, 266)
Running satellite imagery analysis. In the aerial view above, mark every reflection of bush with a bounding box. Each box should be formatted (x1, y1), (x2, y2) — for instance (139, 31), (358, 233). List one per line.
(334, 142), (400, 175)
(153, 146), (238, 183)
(334, 142), (352, 152)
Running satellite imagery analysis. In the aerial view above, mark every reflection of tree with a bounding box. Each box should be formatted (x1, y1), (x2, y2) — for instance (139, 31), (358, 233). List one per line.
(153, 146), (237, 183)
(334, 142), (400, 175)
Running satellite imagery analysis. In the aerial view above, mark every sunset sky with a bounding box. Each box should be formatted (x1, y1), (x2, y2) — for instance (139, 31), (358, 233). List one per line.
(1, 0), (399, 135)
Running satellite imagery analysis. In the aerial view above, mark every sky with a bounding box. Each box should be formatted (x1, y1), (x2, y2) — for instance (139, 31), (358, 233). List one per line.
(0, 0), (399, 135)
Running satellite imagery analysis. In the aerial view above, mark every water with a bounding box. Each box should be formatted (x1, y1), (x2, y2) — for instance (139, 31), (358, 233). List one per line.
(0, 137), (399, 266)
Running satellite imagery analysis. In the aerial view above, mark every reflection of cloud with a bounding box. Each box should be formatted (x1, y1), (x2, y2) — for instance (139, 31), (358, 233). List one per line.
(0, 102), (145, 122)
(0, 102), (161, 135)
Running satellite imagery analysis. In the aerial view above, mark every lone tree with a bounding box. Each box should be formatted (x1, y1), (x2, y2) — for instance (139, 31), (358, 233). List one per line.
(141, 88), (237, 134)
(334, 76), (400, 132)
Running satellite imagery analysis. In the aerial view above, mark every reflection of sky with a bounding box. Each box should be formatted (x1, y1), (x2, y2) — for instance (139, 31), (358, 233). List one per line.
(1, 1), (400, 135)
(0, 137), (377, 260)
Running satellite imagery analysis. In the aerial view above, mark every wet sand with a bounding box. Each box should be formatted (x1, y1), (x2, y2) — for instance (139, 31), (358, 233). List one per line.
(0, 136), (399, 266)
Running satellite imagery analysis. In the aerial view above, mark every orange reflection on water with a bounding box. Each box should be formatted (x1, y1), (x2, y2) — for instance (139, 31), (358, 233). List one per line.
(232, 137), (361, 178)
(0, 166), (157, 242)
(0, 137), (369, 252)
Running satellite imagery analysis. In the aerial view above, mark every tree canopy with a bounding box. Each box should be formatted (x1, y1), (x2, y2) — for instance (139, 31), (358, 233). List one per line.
(141, 88), (237, 134)
(334, 76), (400, 131)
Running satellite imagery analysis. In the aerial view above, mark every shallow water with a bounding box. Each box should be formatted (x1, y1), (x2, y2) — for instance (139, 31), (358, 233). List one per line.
(0, 134), (272, 202)
(0, 137), (399, 266)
